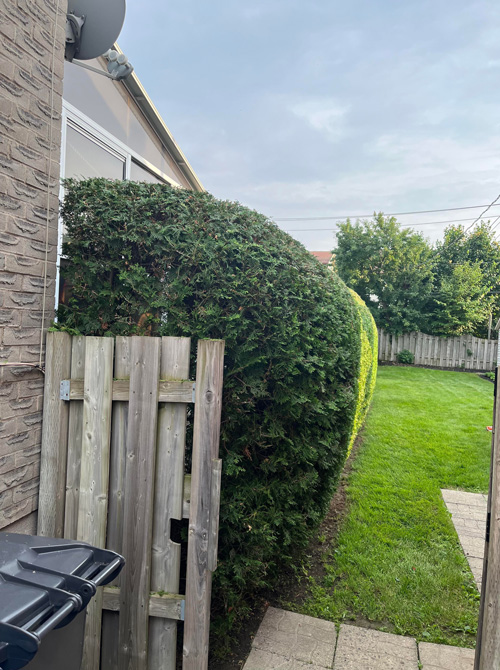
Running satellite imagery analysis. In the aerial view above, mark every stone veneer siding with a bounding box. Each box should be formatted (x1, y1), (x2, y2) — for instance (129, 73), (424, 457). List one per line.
(0, 0), (65, 532)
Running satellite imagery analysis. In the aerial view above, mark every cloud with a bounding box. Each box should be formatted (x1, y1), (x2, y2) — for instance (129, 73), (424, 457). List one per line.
(288, 98), (349, 142)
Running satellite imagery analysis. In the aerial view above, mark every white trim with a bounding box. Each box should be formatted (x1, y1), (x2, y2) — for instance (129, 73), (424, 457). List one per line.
(54, 107), (68, 313)
(62, 100), (182, 187)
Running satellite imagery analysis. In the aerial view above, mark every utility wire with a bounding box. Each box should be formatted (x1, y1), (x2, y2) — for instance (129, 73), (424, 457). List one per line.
(284, 216), (482, 233)
(464, 193), (500, 232)
(274, 203), (500, 222)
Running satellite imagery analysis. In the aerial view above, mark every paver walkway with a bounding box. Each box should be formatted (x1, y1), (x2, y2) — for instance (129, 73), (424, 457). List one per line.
(243, 608), (475, 669)
(243, 489), (487, 670)
(441, 488), (487, 589)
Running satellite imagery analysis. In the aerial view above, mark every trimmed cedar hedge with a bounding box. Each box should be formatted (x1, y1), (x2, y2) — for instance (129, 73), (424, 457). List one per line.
(347, 290), (378, 456)
(57, 179), (361, 634)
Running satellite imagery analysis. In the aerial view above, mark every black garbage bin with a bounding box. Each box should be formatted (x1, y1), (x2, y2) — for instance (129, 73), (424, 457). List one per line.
(0, 533), (125, 670)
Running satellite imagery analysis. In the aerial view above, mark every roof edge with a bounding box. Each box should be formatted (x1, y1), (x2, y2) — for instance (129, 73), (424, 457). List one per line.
(114, 44), (204, 193)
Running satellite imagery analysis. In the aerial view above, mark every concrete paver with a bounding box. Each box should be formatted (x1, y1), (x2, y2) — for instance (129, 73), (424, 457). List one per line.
(419, 642), (475, 669)
(441, 488), (487, 588)
(244, 648), (330, 670)
(243, 608), (478, 670)
(250, 607), (337, 668)
(333, 625), (419, 670)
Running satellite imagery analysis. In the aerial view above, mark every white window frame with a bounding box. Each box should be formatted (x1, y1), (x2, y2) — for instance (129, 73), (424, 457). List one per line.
(56, 101), (182, 310)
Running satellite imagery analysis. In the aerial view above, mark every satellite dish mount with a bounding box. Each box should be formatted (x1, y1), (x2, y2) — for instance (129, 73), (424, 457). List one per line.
(65, 0), (133, 81)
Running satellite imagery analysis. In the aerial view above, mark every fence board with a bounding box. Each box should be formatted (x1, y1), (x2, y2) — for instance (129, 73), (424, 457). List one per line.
(476, 368), (500, 668)
(37, 332), (72, 538)
(101, 336), (130, 670)
(65, 378), (193, 402)
(118, 337), (161, 670)
(78, 337), (115, 670)
(183, 340), (225, 670)
(149, 337), (191, 670)
(64, 336), (86, 540)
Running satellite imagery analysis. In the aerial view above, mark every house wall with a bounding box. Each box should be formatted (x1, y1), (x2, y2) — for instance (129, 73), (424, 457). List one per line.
(0, 0), (66, 532)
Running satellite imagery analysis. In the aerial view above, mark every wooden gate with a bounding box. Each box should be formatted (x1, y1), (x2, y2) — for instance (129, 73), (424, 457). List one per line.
(37, 333), (225, 670)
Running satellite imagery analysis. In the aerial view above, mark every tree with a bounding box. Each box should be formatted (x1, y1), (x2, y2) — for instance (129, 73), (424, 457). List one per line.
(427, 223), (500, 337)
(426, 261), (491, 336)
(334, 214), (434, 334)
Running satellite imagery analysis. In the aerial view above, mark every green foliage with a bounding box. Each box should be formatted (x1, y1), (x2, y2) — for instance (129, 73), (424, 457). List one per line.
(335, 217), (500, 338)
(426, 223), (500, 338)
(57, 178), (361, 632)
(346, 290), (378, 456)
(397, 349), (415, 365)
(335, 214), (434, 335)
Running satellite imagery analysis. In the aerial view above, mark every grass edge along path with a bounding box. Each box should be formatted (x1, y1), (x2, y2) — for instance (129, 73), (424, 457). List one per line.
(298, 366), (493, 648)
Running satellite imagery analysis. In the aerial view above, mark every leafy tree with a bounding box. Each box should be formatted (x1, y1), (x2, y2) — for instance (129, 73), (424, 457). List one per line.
(426, 261), (490, 336)
(427, 223), (500, 337)
(334, 214), (433, 334)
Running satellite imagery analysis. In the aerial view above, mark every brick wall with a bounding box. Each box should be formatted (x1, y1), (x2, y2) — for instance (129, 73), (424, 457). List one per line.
(0, 0), (65, 532)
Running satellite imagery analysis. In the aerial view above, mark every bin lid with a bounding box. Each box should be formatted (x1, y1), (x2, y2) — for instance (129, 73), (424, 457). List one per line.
(0, 533), (124, 670)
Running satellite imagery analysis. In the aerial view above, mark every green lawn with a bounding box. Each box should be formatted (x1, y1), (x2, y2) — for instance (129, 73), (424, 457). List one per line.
(299, 366), (493, 647)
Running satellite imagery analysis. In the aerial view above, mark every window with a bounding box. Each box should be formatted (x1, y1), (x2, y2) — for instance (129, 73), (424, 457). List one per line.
(57, 104), (177, 309)
(65, 125), (126, 181)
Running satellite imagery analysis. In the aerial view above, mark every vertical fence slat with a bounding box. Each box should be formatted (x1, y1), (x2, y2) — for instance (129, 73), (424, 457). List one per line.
(101, 336), (131, 670)
(183, 340), (225, 670)
(118, 337), (161, 670)
(38, 331), (72, 538)
(476, 367), (500, 669)
(148, 337), (191, 670)
(78, 337), (115, 670)
(64, 336), (86, 540)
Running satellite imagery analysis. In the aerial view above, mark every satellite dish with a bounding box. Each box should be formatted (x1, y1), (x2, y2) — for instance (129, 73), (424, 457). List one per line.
(65, 0), (126, 62)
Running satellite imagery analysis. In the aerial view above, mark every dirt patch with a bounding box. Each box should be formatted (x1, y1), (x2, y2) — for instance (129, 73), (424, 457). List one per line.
(209, 435), (365, 669)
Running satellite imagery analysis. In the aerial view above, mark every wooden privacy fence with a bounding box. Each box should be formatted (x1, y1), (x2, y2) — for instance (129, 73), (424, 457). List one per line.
(378, 329), (499, 370)
(37, 332), (225, 670)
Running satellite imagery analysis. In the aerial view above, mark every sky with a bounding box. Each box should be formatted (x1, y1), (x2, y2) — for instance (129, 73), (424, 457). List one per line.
(118, 0), (500, 251)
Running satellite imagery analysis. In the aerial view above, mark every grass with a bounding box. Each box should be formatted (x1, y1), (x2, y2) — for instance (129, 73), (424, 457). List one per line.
(299, 366), (493, 647)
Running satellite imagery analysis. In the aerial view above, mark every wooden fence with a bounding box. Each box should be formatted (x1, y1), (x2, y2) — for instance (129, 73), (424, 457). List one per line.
(378, 329), (499, 370)
(37, 333), (225, 670)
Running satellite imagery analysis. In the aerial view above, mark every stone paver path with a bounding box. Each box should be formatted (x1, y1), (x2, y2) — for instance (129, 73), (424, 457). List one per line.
(243, 609), (475, 670)
(441, 488), (487, 589)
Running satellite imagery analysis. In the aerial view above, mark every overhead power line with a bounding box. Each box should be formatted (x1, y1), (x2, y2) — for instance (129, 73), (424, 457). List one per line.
(274, 203), (500, 223)
(465, 193), (500, 232)
(283, 216), (482, 233)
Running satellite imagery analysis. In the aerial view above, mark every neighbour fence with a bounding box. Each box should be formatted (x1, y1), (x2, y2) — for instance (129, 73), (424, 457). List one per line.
(378, 329), (498, 371)
(37, 332), (225, 670)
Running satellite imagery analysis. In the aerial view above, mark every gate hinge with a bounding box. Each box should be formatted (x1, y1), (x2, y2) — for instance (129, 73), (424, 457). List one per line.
(60, 380), (70, 401)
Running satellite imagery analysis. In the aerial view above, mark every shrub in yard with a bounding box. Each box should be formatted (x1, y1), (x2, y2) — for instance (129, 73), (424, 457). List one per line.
(57, 179), (361, 633)
(397, 349), (415, 365)
(346, 290), (378, 456)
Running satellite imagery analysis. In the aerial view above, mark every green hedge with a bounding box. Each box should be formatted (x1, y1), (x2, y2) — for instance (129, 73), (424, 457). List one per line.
(346, 290), (378, 456)
(57, 179), (361, 634)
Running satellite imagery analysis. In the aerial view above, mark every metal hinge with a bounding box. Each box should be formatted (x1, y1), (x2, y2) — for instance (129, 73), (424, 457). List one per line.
(60, 380), (70, 401)
(192, 382), (196, 403)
